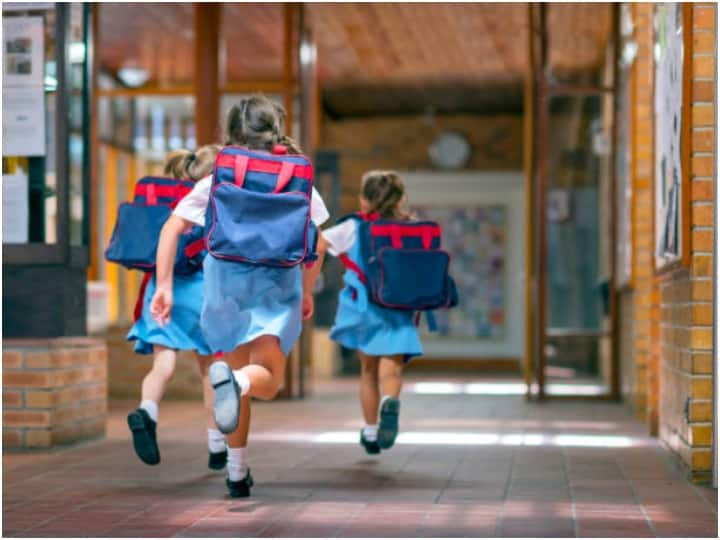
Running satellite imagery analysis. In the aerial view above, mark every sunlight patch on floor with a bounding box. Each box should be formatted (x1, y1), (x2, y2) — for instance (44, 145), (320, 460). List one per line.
(406, 381), (609, 396)
(253, 430), (647, 448)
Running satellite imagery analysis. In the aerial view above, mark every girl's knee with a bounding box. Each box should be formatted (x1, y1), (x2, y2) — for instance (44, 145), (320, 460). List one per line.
(150, 363), (174, 383)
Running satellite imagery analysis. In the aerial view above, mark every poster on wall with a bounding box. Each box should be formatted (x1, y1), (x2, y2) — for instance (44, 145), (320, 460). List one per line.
(654, 3), (684, 270)
(2, 15), (45, 157)
(2, 16), (43, 87)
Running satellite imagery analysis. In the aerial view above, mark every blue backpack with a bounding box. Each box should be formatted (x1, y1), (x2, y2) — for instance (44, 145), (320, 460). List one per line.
(105, 177), (206, 274)
(338, 213), (459, 316)
(205, 145), (318, 266)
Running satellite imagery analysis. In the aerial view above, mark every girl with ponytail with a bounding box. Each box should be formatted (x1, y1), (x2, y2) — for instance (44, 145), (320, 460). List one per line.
(150, 95), (330, 498)
(321, 170), (423, 456)
(127, 145), (228, 471)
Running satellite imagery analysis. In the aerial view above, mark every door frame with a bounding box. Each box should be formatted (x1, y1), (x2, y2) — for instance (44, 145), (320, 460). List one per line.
(526, 3), (621, 400)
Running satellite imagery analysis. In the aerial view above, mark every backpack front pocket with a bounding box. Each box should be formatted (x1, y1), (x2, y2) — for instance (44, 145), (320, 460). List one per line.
(105, 202), (172, 270)
(207, 184), (310, 266)
(373, 247), (451, 310)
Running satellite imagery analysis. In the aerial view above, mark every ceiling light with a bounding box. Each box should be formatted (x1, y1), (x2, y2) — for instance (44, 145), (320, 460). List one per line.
(117, 67), (150, 88)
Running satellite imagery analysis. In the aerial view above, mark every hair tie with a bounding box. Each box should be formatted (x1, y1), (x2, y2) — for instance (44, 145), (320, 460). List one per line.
(187, 152), (196, 163)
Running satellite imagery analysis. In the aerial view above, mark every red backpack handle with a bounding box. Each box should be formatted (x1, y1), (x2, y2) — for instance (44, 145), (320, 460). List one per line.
(234, 155), (250, 187)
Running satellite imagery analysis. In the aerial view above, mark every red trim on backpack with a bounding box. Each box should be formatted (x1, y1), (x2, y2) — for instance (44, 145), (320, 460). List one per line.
(133, 272), (153, 322)
(339, 253), (368, 284)
(370, 224), (441, 237)
(216, 153), (313, 180)
(370, 223), (441, 246)
(234, 155), (250, 187)
(135, 184), (192, 203)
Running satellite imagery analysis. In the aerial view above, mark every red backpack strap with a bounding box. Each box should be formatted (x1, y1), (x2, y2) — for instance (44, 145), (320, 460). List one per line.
(133, 272), (153, 322)
(183, 238), (205, 258)
(145, 183), (158, 206)
(274, 161), (295, 193)
(234, 155), (249, 187)
(339, 253), (367, 284)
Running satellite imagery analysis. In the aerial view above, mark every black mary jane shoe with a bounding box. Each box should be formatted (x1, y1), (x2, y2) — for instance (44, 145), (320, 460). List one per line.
(208, 449), (228, 470)
(226, 470), (254, 498)
(127, 408), (160, 465)
(360, 430), (381, 455)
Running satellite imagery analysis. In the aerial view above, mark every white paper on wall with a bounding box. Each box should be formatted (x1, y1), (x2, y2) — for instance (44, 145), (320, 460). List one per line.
(2, 167), (30, 244)
(2, 86), (46, 156)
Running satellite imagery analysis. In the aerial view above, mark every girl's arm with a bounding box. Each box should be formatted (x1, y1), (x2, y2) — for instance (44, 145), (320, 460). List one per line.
(150, 215), (192, 326)
(301, 235), (327, 320)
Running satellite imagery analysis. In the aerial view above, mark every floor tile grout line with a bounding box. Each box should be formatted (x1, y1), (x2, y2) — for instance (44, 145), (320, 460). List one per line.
(688, 481), (718, 517)
(615, 453), (660, 538)
(432, 446), (464, 504)
(561, 446), (579, 538)
(493, 443), (516, 538)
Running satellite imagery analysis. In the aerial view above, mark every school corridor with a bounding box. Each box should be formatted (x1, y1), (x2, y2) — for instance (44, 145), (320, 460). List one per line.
(2, 376), (717, 538)
(2, 3), (718, 538)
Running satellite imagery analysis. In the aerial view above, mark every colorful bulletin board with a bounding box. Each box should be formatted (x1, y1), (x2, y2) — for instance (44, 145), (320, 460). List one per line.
(414, 206), (507, 340)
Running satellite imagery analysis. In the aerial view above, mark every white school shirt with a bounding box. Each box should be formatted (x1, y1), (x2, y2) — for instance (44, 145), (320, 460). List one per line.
(173, 175), (330, 228)
(322, 220), (357, 256)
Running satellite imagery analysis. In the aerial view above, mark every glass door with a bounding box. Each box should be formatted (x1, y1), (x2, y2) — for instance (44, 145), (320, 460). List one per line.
(529, 3), (619, 399)
(542, 93), (614, 397)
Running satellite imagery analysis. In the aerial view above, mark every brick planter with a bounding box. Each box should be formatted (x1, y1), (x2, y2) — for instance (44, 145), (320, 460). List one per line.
(3, 338), (107, 450)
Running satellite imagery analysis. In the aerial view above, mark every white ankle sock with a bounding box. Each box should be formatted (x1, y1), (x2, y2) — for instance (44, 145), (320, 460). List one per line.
(232, 370), (251, 396)
(140, 400), (158, 422)
(208, 428), (226, 453)
(363, 424), (378, 442)
(227, 446), (248, 481)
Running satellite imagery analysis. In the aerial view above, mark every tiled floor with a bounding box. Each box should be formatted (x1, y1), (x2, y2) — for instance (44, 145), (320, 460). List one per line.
(3, 376), (717, 538)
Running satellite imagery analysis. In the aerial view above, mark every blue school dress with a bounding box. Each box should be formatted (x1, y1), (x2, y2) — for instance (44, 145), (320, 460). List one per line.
(200, 256), (303, 356)
(127, 272), (212, 355)
(329, 232), (423, 362)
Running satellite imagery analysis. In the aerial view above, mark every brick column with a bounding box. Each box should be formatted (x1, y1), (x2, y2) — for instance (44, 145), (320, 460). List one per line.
(686, 2), (716, 480)
(630, 3), (659, 425)
(3, 338), (108, 450)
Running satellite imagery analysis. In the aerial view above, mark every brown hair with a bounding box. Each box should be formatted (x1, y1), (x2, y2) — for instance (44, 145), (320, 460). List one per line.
(361, 170), (412, 220)
(225, 95), (302, 154)
(162, 145), (221, 181)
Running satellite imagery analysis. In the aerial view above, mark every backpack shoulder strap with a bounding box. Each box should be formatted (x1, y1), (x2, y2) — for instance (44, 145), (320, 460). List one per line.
(335, 213), (370, 284)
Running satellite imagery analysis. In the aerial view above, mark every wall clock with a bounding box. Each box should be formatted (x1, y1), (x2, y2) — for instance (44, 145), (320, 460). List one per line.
(429, 131), (471, 170)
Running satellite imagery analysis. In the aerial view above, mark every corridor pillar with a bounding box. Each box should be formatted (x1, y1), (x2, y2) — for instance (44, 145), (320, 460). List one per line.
(194, 3), (221, 146)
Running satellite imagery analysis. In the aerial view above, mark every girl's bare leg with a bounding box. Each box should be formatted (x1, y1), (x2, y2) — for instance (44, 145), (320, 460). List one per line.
(358, 352), (380, 425)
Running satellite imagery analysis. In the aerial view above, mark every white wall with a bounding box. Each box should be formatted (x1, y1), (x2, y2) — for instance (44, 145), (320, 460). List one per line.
(401, 171), (526, 359)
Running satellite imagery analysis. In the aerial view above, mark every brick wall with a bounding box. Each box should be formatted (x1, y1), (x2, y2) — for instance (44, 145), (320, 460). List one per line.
(103, 324), (204, 400)
(3, 338), (108, 450)
(618, 290), (636, 408)
(657, 3), (716, 483)
(320, 114), (523, 213)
